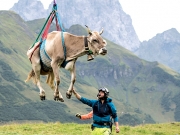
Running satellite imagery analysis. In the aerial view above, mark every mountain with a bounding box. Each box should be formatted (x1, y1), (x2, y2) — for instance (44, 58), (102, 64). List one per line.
(135, 28), (180, 73)
(10, 0), (47, 21)
(10, 0), (140, 51)
(0, 11), (180, 125)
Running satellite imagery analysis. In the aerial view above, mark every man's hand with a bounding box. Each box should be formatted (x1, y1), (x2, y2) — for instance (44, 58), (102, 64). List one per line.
(116, 126), (120, 133)
(75, 113), (81, 119)
(72, 88), (76, 94)
(72, 88), (81, 100)
(114, 122), (120, 133)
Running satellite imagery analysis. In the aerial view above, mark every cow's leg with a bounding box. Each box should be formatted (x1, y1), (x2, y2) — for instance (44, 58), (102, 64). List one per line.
(66, 65), (76, 99)
(51, 59), (64, 102)
(33, 63), (46, 100)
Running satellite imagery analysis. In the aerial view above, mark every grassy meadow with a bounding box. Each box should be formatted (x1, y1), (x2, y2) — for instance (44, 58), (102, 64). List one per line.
(0, 122), (179, 135)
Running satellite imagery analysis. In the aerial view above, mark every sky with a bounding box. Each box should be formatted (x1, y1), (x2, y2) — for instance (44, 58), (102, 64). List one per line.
(0, 0), (180, 42)
(0, 0), (52, 9)
(119, 0), (180, 41)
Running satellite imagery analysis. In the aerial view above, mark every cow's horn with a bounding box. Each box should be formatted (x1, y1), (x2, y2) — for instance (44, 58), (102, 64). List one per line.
(99, 28), (104, 35)
(85, 25), (92, 35)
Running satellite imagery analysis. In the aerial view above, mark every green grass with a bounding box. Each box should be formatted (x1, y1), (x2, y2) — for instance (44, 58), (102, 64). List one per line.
(0, 122), (179, 135)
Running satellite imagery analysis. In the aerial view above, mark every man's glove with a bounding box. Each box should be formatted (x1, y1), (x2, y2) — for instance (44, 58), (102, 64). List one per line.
(75, 113), (81, 119)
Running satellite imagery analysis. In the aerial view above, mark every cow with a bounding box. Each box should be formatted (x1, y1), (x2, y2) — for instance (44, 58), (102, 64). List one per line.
(25, 26), (107, 102)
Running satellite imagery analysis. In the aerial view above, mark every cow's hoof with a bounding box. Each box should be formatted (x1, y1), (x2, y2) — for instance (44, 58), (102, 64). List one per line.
(59, 98), (64, 102)
(66, 92), (72, 99)
(54, 96), (64, 102)
(40, 91), (46, 101)
(40, 95), (45, 100)
(54, 96), (58, 101)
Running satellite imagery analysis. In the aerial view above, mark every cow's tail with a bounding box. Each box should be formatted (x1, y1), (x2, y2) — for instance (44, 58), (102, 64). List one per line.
(46, 71), (55, 91)
(25, 69), (37, 84)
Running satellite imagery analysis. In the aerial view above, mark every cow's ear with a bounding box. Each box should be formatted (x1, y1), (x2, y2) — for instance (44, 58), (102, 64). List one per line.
(89, 31), (92, 35)
(99, 28), (104, 35)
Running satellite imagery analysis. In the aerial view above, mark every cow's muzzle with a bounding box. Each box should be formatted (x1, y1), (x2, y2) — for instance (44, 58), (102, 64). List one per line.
(99, 47), (107, 55)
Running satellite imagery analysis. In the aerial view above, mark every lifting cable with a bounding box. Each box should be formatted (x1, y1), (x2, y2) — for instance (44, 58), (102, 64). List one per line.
(29, 0), (64, 50)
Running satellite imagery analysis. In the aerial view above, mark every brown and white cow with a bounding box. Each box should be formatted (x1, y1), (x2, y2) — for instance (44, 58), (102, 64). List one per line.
(25, 26), (107, 102)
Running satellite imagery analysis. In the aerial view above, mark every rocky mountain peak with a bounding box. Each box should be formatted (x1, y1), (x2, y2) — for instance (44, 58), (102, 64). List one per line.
(10, 0), (47, 21)
(10, 0), (140, 51)
(148, 28), (180, 44)
(161, 28), (180, 42)
(135, 28), (180, 72)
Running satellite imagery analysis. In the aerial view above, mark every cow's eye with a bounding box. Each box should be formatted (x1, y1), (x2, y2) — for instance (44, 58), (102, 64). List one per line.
(92, 39), (98, 43)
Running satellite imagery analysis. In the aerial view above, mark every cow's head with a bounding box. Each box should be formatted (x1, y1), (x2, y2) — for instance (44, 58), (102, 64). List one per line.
(86, 25), (107, 56)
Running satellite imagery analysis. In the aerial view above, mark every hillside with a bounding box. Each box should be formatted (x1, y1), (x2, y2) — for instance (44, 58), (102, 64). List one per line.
(135, 28), (180, 73)
(0, 11), (180, 125)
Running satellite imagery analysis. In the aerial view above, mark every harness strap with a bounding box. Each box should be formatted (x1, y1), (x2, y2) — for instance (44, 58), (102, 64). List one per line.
(60, 31), (70, 68)
(93, 121), (111, 126)
(84, 36), (89, 52)
(56, 11), (65, 32)
(84, 36), (94, 56)
(29, 41), (41, 63)
(42, 13), (54, 40)
(61, 31), (66, 58)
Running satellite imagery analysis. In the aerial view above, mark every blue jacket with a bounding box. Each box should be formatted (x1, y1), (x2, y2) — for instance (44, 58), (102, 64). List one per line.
(80, 97), (118, 128)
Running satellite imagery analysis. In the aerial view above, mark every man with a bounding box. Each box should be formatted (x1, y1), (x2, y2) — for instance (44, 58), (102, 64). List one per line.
(73, 87), (120, 134)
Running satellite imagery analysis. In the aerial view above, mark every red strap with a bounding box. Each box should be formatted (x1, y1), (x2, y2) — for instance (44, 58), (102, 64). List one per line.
(29, 42), (41, 63)
(42, 13), (54, 40)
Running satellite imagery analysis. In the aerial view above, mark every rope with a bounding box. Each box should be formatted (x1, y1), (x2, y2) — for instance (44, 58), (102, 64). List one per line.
(55, 11), (65, 32)
(29, 0), (65, 49)
(29, 11), (53, 49)
(55, 17), (61, 31)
